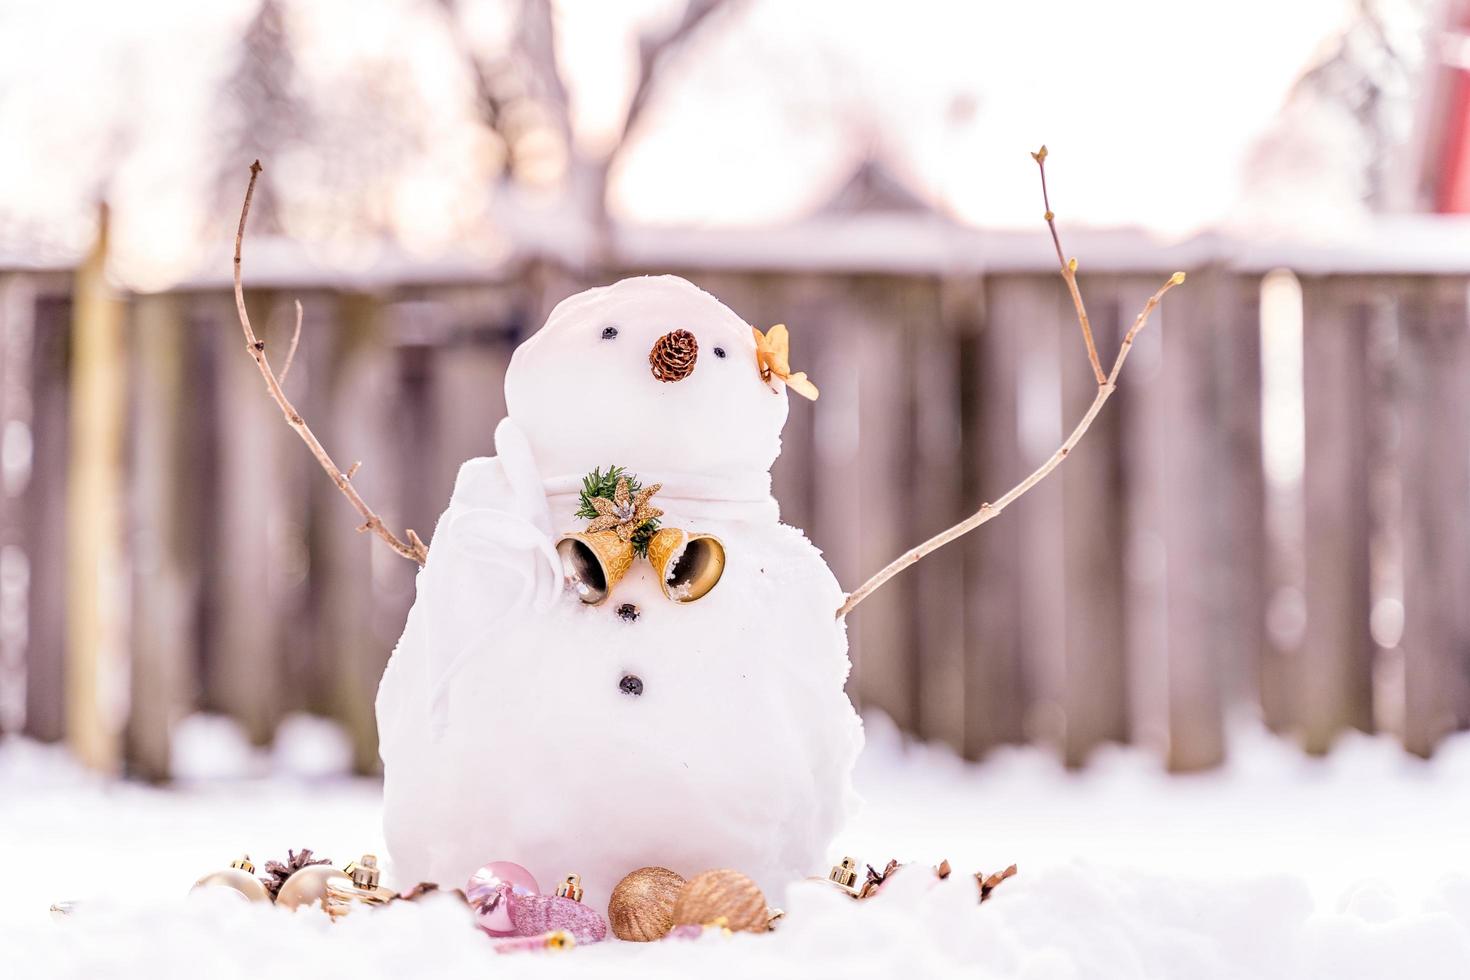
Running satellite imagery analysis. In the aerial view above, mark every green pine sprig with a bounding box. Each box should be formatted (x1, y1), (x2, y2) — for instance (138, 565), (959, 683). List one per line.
(575, 465), (662, 557)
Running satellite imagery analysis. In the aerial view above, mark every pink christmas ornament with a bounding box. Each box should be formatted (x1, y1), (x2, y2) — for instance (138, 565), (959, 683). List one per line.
(490, 931), (575, 954)
(509, 874), (607, 944)
(467, 861), (540, 936)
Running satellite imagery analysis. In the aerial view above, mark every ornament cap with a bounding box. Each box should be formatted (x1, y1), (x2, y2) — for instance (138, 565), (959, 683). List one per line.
(324, 857), (395, 919)
(555, 874), (584, 902)
(828, 856), (859, 890)
(230, 855), (256, 874)
(351, 854), (381, 890)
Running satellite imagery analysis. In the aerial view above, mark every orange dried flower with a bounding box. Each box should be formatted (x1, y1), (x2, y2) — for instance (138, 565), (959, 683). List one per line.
(752, 323), (819, 400)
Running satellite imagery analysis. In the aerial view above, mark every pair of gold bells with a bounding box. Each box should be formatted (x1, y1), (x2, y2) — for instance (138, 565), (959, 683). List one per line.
(557, 526), (726, 606)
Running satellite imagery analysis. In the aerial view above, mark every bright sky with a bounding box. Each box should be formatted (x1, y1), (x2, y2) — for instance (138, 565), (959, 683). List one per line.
(572, 0), (1361, 231)
(0, 0), (1377, 283)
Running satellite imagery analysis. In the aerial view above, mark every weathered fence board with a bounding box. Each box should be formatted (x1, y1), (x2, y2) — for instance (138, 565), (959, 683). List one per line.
(1159, 270), (1227, 771)
(0, 274), (37, 736)
(1119, 276), (1171, 756)
(22, 294), (70, 743)
(64, 226), (129, 773)
(1300, 277), (1376, 753)
(848, 281), (919, 732)
(1008, 276), (1069, 754)
(962, 277), (1027, 757)
(910, 281), (968, 754)
(1398, 276), (1470, 757)
(125, 293), (199, 780)
(310, 294), (415, 774)
(204, 291), (290, 744)
(1219, 276), (1274, 730)
(1060, 276), (1129, 767)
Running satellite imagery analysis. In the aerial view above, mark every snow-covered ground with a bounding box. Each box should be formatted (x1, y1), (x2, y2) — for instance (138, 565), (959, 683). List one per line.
(3, 713), (1468, 978)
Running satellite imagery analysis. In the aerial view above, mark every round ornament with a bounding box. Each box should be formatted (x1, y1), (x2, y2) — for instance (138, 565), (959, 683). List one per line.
(608, 867), (686, 942)
(467, 861), (540, 936)
(324, 854), (396, 918)
(672, 869), (768, 934)
(190, 856), (272, 903)
(510, 874), (607, 944)
(276, 864), (349, 911)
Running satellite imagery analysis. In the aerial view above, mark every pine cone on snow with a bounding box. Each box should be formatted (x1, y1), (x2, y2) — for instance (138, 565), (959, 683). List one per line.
(260, 848), (332, 899)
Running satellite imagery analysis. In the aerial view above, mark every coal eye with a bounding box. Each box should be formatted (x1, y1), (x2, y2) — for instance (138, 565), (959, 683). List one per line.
(601, 326), (619, 340)
(619, 674), (643, 697)
(713, 346), (726, 358)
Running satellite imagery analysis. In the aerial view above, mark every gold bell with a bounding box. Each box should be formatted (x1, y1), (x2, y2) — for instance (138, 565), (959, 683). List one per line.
(557, 530), (635, 605)
(645, 528), (726, 602)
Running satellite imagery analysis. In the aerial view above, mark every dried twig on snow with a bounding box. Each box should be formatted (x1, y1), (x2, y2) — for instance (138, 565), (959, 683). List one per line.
(977, 864), (1018, 903)
(835, 149), (1184, 619)
(233, 160), (428, 566)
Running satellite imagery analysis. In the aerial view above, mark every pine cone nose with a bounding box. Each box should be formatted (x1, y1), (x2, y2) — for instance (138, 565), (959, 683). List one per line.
(649, 330), (698, 382)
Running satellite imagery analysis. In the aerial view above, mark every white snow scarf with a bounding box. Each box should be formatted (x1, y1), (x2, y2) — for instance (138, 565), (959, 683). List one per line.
(541, 470), (779, 527)
(421, 419), (778, 735)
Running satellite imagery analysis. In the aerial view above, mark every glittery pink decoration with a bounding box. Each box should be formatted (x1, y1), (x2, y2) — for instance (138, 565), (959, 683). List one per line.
(490, 931), (573, 954)
(509, 892), (608, 944)
(467, 861), (540, 936)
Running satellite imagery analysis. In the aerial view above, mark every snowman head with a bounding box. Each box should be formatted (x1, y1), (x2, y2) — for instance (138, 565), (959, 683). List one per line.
(505, 276), (790, 479)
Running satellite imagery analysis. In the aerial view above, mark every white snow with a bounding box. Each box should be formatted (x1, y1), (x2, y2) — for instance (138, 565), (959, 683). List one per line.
(4, 713), (1470, 978)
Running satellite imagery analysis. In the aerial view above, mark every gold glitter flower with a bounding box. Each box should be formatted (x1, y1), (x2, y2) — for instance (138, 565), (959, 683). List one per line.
(585, 477), (664, 543)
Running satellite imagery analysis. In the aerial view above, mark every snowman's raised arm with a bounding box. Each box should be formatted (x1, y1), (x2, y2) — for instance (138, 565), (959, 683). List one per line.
(411, 419), (562, 736)
(837, 147), (1186, 619)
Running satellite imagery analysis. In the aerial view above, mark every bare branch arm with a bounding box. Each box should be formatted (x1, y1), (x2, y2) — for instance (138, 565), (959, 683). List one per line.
(1033, 145), (1106, 386)
(835, 151), (1184, 620)
(278, 298), (303, 385)
(233, 160), (428, 566)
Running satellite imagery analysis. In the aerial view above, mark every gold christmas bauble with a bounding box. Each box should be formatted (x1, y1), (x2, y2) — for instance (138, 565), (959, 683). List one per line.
(607, 867), (686, 942)
(190, 857), (271, 903)
(672, 869), (768, 934)
(275, 864), (349, 911)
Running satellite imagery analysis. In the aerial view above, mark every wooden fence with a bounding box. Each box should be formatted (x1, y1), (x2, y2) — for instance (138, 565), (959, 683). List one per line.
(1, 231), (1468, 778)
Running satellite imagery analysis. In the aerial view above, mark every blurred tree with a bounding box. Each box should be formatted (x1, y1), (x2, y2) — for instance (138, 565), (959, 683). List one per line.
(212, 0), (308, 234)
(435, 0), (572, 188)
(437, 0), (739, 243)
(1242, 0), (1429, 225)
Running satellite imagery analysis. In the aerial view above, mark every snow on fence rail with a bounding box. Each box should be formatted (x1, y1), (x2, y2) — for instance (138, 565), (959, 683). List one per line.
(0, 220), (1467, 778)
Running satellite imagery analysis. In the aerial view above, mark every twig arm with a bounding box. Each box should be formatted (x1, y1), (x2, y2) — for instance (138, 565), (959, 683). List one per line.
(233, 161), (428, 566)
(835, 144), (1186, 622)
(1033, 146), (1106, 386)
(836, 273), (1182, 619)
(278, 299), (303, 385)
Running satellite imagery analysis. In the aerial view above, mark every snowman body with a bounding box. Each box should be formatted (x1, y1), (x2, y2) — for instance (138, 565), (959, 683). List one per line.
(376, 276), (863, 912)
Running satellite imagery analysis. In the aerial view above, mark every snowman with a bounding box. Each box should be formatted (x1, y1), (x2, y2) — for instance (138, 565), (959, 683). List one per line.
(375, 275), (864, 914)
